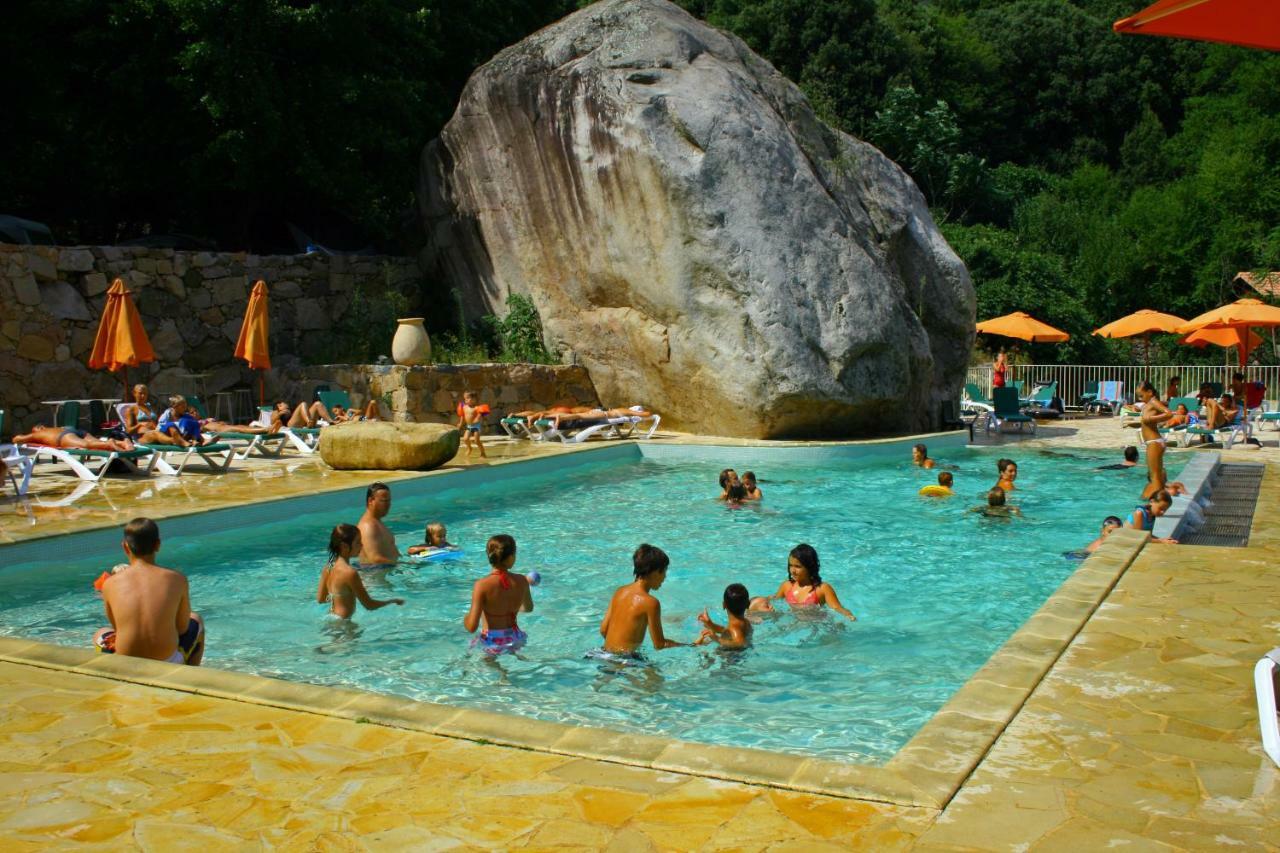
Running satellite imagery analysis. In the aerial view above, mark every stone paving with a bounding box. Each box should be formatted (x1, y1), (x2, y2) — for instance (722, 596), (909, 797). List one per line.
(1, 420), (1278, 848)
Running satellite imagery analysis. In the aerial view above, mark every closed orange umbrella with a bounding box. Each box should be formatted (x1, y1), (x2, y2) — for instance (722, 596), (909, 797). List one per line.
(1093, 308), (1186, 367)
(1177, 298), (1280, 366)
(975, 311), (1070, 343)
(88, 277), (156, 393)
(1179, 326), (1263, 365)
(1114, 0), (1280, 52)
(234, 279), (271, 404)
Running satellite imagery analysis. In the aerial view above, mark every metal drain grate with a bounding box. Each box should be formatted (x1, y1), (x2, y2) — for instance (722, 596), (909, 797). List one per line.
(1178, 463), (1265, 547)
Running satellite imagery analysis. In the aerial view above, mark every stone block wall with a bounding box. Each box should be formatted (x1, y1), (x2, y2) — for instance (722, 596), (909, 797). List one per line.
(295, 364), (600, 425)
(0, 243), (420, 433)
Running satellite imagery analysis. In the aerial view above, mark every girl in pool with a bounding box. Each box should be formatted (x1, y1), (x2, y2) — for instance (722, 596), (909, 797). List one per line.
(464, 534), (534, 655)
(317, 524), (404, 619)
(995, 458), (1018, 491)
(759, 544), (856, 620)
(1136, 381), (1172, 499)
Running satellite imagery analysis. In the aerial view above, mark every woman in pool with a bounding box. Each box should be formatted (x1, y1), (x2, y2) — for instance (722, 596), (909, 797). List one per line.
(317, 524), (404, 619)
(464, 534), (534, 655)
(1136, 381), (1172, 499)
(761, 544), (855, 620)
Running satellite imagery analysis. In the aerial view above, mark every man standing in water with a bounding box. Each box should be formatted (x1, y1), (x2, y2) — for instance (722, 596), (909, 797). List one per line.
(358, 482), (400, 565)
(599, 544), (687, 656)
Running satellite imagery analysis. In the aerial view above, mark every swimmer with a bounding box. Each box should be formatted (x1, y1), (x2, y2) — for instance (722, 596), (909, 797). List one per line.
(1129, 489), (1172, 533)
(1136, 381), (1172, 499)
(761, 544), (856, 620)
(724, 481), (748, 508)
(357, 482), (399, 566)
(717, 468), (740, 501)
(912, 443), (936, 469)
(457, 391), (487, 459)
(317, 524), (404, 619)
(972, 486), (1022, 518)
(695, 583), (753, 650)
(995, 459), (1018, 492)
(1085, 516), (1124, 553)
(1097, 446), (1140, 470)
(599, 544), (688, 655)
(741, 471), (762, 501)
(407, 521), (456, 556)
(920, 471), (954, 497)
(464, 534), (533, 655)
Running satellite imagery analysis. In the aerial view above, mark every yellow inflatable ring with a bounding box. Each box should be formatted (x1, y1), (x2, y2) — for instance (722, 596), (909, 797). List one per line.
(918, 485), (953, 497)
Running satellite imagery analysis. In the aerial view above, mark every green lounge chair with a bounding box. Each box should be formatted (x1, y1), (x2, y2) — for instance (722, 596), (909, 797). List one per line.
(986, 387), (1036, 434)
(962, 383), (994, 414)
(1159, 396), (1202, 447)
(185, 395), (289, 459)
(138, 441), (236, 475)
(1078, 380), (1100, 411)
(1021, 380), (1057, 409)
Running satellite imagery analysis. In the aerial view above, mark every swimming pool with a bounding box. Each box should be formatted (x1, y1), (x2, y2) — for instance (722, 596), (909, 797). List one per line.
(0, 440), (1156, 763)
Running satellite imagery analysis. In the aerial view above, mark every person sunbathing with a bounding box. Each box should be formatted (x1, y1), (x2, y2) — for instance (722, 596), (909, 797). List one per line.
(326, 401), (379, 422)
(122, 384), (159, 438)
(1202, 394), (1239, 430)
(1163, 404), (1193, 429)
(16, 425), (134, 452)
(139, 398), (216, 447)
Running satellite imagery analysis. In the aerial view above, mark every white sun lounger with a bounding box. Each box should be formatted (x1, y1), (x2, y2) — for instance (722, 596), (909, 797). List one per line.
(2, 443), (35, 498)
(21, 444), (164, 481)
(532, 411), (661, 443)
(138, 442), (237, 475)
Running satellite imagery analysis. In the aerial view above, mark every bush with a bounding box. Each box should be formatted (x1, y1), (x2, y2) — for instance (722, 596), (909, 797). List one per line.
(489, 293), (553, 363)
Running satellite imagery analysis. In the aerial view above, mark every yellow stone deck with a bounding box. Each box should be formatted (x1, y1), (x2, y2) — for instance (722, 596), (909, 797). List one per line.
(2, 420), (1279, 848)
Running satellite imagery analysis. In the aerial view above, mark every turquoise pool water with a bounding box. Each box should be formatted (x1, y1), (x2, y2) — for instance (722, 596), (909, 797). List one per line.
(0, 444), (1153, 762)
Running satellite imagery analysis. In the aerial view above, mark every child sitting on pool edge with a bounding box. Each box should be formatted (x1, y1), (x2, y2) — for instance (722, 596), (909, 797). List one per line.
(696, 583), (753, 650)
(407, 522), (457, 556)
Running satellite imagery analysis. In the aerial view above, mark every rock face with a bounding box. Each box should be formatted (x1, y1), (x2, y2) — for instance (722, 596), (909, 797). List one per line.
(420, 0), (975, 438)
(319, 422), (460, 470)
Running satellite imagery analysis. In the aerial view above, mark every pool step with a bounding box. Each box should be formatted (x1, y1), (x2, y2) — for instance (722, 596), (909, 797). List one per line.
(1178, 463), (1264, 547)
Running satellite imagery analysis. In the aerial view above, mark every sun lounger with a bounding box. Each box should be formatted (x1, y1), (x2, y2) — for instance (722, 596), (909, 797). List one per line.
(1186, 410), (1250, 448)
(500, 416), (534, 439)
(985, 387), (1036, 435)
(962, 383), (994, 414)
(533, 410), (661, 443)
(138, 442), (236, 475)
(21, 444), (159, 481)
(208, 430), (290, 459)
(1, 408), (36, 497)
(280, 425), (322, 454)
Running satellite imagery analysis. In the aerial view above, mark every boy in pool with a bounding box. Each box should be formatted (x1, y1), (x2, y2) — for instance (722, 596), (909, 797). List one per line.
(598, 544), (687, 655)
(724, 481), (749, 508)
(457, 391), (488, 459)
(407, 521), (456, 556)
(972, 487), (1021, 518)
(695, 583), (753, 650)
(912, 443), (936, 469)
(741, 471), (762, 501)
(1085, 516), (1124, 552)
(920, 471), (954, 496)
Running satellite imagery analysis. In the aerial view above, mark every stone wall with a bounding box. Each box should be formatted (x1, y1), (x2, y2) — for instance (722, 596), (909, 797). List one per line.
(295, 363), (601, 425)
(0, 243), (420, 433)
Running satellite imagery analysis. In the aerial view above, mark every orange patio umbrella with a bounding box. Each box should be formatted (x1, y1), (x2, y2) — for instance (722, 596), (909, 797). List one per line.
(1177, 298), (1280, 366)
(1092, 308), (1186, 367)
(975, 311), (1070, 343)
(88, 277), (156, 394)
(234, 279), (271, 405)
(1114, 0), (1280, 51)
(1179, 326), (1264, 366)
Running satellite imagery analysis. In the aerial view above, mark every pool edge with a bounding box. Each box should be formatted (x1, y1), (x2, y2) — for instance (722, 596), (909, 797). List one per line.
(0, 531), (1147, 808)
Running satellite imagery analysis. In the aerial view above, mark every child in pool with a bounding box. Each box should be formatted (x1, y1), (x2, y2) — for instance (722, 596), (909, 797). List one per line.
(464, 534), (533, 655)
(598, 544), (688, 654)
(407, 521), (457, 556)
(741, 471), (762, 501)
(1085, 516), (1124, 552)
(696, 583), (753, 650)
(1129, 490), (1172, 533)
(724, 482), (748, 508)
(760, 544), (856, 620)
(317, 524), (405, 619)
(920, 471), (954, 496)
(973, 487), (1022, 518)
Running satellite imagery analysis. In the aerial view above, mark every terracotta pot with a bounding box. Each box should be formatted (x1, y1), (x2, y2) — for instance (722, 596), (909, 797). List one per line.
(391, 318), (431, 366)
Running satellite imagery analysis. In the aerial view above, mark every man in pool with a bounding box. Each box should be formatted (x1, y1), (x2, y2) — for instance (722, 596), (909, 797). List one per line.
(1096, 446), (1139, 470)
(92, 517), (204, 665)
(598, 544), (687, 655)
(357, 482), (400, 566)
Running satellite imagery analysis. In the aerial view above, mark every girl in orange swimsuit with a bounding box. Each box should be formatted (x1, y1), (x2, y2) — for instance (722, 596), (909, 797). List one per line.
(764, 544), (856, 620)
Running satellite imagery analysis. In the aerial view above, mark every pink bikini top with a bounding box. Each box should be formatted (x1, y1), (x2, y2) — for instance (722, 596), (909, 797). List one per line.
(786, 584), (820, 606)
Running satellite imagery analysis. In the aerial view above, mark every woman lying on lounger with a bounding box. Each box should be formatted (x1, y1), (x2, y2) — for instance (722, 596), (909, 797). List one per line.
(517, 406), (653, 430)
(15, 425), (135, 451)
(273, 399), (379, 429)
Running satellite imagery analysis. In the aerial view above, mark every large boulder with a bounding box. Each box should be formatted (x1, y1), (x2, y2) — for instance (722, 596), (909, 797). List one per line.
(319, 422), (460, 470)
(420, 0), (974, 439)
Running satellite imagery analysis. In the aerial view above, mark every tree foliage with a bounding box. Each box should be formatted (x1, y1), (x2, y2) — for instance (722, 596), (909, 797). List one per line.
(3, 0), (1279, 364)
